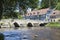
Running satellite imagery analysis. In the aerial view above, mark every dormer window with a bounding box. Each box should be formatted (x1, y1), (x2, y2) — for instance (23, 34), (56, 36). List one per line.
(53, 13), (55, 14)
(37, 12), (39, 15)
(28, 14), (29, 15)
(30, 13), (32, 15)
(47, 10), (51, 12)
(33, 12), (35, 14)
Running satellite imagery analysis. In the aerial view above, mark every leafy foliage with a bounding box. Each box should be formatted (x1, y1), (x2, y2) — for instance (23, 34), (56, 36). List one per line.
(46, 22), (60, 28)
(41, 0), (58, 8)
(0, 0), (60, 19)
(0, 0), (39, 19)
(0, 0), (4, 19)
(55, 2), (60, 10)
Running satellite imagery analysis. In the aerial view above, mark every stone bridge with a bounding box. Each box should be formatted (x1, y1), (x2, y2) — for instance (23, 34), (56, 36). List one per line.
(0, 19), (48, 28)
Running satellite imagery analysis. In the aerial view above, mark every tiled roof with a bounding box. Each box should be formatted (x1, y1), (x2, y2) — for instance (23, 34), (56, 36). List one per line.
(50, 10), (60, 16)
(25, 8), (49, 16)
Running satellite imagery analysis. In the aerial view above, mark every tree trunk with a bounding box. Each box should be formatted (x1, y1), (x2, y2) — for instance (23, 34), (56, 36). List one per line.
(0, 1), (3, 20)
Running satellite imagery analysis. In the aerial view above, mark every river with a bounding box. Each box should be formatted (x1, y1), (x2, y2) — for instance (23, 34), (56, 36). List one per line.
(0, 27), (60, 40)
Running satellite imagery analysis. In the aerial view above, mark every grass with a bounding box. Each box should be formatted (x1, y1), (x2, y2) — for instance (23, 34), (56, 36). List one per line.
(46, 22), (60, 28)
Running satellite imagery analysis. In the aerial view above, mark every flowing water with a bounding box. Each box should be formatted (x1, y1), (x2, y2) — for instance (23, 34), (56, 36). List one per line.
(0, 27), (60, 40)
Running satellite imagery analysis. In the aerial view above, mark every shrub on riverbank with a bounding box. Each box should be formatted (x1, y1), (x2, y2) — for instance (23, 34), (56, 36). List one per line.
(45, 22), (60, 28)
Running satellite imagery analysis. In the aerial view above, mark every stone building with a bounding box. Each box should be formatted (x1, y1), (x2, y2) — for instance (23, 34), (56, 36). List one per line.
(50, 10), (60, 22)
(24, 8), (50, 21)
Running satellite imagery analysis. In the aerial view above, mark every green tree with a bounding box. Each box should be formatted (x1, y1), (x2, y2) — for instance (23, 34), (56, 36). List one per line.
(58, 0), (60, 2)
(41, 0), (57, 9)
(41, 0), (49, 8)
(55, 2), (60, 10)
(0, 0), (4, 19)
(1, 0), (39, 19)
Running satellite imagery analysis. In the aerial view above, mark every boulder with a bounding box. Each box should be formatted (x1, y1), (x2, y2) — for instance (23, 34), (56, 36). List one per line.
(0, 33), (4, 40)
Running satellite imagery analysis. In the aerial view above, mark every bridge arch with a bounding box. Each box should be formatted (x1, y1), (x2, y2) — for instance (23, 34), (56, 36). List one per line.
(27, 22), (33, 27)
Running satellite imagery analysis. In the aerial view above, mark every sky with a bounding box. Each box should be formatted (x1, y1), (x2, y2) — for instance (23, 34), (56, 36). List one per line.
(39, 0), (42, 2)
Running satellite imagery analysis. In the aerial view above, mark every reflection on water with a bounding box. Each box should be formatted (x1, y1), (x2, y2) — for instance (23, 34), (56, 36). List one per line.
(0, 27), (60, 40)
(0, 27), (44, 32)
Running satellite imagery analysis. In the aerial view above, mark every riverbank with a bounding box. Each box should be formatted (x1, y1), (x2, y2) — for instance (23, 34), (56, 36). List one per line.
(46, 22), (60, 28)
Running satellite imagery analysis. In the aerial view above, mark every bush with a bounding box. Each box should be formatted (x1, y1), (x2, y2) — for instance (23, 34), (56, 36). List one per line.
(18, 15), (23, 19)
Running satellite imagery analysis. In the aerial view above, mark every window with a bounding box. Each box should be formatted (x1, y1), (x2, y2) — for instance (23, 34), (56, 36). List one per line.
(37, 12), (39, 15)
(33, 12), (35, 14)
(53, 13), (55, 14)
(50, 16), (56, 18)
(28, 14), (29, 15)
(30, 13), (32, 15)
